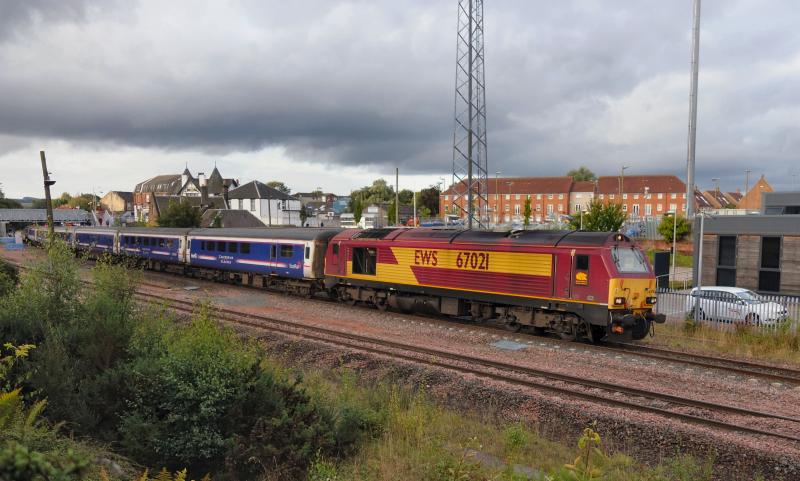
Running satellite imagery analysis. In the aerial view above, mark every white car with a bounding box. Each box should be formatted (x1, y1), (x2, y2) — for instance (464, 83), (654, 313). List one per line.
(685, 286), (789, 326)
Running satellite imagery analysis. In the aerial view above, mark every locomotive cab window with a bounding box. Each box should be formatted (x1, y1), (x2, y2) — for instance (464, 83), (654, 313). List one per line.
(280, 245), (293, 258)
(332, 244), (339, 256)
(612, 247), (648, 273)
(352, 247), (377, 275)
(575, 254), (589, 271)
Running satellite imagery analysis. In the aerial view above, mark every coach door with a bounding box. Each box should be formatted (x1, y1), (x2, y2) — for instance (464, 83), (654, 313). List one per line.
(570, 251), (591, 301)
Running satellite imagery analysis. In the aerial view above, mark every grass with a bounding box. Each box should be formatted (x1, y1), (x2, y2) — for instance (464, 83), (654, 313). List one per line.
(645, 249), (693, 269)
(651, 320), (800, 365)
(288, 363), (714, 481)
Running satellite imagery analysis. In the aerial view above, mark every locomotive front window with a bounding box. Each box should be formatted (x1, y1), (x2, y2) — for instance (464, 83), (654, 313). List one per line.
(612, 247), (649, 273)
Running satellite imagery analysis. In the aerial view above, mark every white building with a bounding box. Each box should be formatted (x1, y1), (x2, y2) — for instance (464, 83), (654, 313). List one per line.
(227, 180), (302, 226)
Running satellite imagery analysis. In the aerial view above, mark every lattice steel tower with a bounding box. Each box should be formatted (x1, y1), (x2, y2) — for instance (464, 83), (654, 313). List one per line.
(451, 0), (488, 229)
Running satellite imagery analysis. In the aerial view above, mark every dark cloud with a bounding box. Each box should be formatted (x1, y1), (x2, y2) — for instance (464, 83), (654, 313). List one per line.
(0, 0), (799, 192)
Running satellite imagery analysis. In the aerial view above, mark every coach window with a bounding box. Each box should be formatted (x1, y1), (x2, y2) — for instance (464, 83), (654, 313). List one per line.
(352, 247), (377, 275)
(228, 242), (238, 253)
(280, 245), (294, 258)
(201, 240), (206, 250)
(759, 237), (781, 292)
(270, 245), (277, 259)
(207, 241), (215, 251)
(166, 239), (174, 249)
(240, 243), (250, 254)
(158, 239), (165, 248)
(216, 241), (226, 252)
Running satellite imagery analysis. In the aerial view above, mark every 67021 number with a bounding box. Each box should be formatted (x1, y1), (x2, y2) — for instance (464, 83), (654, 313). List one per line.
(456, 252), (489, 270)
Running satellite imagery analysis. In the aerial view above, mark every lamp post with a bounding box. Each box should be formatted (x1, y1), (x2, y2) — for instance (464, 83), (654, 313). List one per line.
(619, 166), (629, 202)
(744, 169), (751, 210)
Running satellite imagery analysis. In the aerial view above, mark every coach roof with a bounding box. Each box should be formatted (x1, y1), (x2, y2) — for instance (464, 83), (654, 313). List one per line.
(188, 227), (343, 241)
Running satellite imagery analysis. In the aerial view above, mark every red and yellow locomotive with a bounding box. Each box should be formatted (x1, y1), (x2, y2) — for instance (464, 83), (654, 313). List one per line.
(325, 228), (665, 342)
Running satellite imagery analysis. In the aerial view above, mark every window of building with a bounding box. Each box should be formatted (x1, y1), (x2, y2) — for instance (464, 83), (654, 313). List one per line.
(536, 194), (542, 200)
(444, 195), (449, 201)
(599, 194), (604, 199)
(658, 193), (663, 199)
(716, 236), (737, 286)
(547, 205), (554, 214)
(505, 204), (509, 212)
(671, 193), (677, 199)
(633, 194), (639, 200)
(352, 247), (377, 275)
(548, 194), (553, 200)
(622, 193), (628, 199)
(657, 204), (663, 212)
(536, 204), (541, 211)
(504, 214), (510, 222)
(574, 204), (582, 212)
(645, 193), (652, 200)
(632, 204), (639, 215)
(558, 204), (563, 212)
(514, 205), (520, 215)
(609, 194), (615, 200)
(670, 203), (677, 212)
(505, 194), (510, 200)
(237, 199), (243, 209)
(558, 193), (564, 200)
(622, 204), (628, 212)
(280, 245), (294, 258)
(515, 194), (520, 200)
(759, 237), (781, 292)
(645, 204), (652, 216)
(250, 199), (256, 211)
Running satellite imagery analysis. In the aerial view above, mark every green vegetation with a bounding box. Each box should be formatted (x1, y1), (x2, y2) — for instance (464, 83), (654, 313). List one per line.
(657, 215), (691, 243)
(566, 166), (597, 182)
(568, 201), (627, 232)
(157, 199), (202, 228)
(266, 181), (291, 195)
(653, 321), (800, 365)
(523, 196), (532, 227)
(645, 249), (692, 269)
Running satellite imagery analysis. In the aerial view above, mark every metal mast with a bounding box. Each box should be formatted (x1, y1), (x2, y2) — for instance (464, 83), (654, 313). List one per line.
(685, 0), (701, 218)
(452, 0), (488, 229)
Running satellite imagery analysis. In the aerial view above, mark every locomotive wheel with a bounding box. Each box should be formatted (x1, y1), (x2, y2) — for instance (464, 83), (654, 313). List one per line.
(503, 321), (522, 333)
(376, 298), (389, 311)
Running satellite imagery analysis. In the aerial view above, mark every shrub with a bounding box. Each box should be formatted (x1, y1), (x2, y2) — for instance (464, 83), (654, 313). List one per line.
(568, 201), (627, 232)
(658, 215), (691, 243)
(0, 259), (18, 297)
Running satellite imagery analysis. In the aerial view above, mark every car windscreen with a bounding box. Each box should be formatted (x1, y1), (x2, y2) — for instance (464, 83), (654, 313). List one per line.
(611, 247), (649, 274)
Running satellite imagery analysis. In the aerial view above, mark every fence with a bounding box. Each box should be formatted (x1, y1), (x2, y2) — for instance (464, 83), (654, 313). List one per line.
(654, 280), (800, 331)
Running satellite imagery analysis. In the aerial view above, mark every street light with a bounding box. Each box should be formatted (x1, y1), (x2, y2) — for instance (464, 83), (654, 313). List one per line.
(619, 166), (629, 202)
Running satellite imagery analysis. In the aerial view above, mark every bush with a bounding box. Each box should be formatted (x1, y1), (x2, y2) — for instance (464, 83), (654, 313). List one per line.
(568, 201), (627, 232)
(0, 259), (18, 298)
(658, 215), (691, 243)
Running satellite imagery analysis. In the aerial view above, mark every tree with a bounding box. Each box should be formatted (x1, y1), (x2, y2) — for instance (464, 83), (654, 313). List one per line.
(348, 179), (395, 212)
(266, 181), (291, 195)
(658, 214), (691, 243)
(523, 196), (532, 227)
(299, 206), (308, 226)
(568, 200), (627, 232)
(0, 188), (22, 209)
(157, 200), (201, 228)
(352, 196), (363, 224)
(418, 185), (441, 217)
(566, 166), (597, 182)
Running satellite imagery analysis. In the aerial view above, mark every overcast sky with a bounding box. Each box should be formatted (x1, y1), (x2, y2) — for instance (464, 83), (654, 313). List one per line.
(1, 0), (798, 198)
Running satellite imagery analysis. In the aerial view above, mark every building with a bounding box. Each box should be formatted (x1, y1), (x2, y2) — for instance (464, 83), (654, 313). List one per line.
(738, 175), (773, 211)
(228, 180), (302, 226)
(200, 209), (264, 228)
(694, 213), (800, 295)
(596, 175), (687, 218)
(99, 191), (133, 216)
(569, 181), (596, 216)
(762, 192), (800, 215)
(133, 166), (238, 222)
(441, 176), (574, 225)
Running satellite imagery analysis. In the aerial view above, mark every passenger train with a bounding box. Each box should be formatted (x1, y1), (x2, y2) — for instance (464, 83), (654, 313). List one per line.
(24, 225), (665, 342)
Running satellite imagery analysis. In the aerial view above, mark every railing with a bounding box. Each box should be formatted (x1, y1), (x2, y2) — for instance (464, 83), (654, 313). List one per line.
(653, 276), (800, 331)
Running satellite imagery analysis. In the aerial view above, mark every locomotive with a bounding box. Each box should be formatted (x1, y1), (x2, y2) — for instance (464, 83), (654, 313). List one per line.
(24, 225), (665, 342)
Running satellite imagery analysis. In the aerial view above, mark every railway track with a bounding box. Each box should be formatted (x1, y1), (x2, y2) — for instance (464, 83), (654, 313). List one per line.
(10, 255), (800, 387)
(131, 284), (800, 444)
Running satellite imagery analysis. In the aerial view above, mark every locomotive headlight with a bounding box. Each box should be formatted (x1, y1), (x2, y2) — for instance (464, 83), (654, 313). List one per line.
(613, 297), (626, 306)
(646, 296), (657, 305)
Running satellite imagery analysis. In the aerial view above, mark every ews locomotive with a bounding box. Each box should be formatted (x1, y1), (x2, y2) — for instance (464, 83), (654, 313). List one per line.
(25, 225), (664, 342)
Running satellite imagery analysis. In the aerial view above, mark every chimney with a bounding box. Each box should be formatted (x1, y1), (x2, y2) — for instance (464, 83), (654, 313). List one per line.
(200, 185), (209, 207)
(199, 172), (206, 187)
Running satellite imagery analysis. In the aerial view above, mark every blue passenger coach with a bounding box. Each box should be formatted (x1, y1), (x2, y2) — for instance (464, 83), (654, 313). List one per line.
(187, 228), (342, 280)
(74, 227), (116, 254)
(118, 227), (190, 265)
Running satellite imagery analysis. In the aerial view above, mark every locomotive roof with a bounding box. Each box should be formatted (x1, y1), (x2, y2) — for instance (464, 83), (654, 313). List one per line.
(339, 228), (630, 247)
(188, 227), (344, 241)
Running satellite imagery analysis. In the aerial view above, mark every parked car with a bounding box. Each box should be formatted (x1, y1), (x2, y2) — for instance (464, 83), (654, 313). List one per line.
(685, 286), (789, 325)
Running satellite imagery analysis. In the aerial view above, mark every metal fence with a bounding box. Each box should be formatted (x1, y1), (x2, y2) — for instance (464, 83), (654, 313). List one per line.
(654, 280), (800, 331)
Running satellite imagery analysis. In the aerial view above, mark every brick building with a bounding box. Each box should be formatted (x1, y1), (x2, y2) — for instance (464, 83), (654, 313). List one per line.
(595, 175), (687, 218)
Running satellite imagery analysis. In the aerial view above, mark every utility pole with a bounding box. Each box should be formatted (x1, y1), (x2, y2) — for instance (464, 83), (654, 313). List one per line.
(413, 190), (417, 227)
(744, 169), (751, 210)
(395, 167), (399, 227)
(39, 151), (55, 238)
(685, 0), (702, 219)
